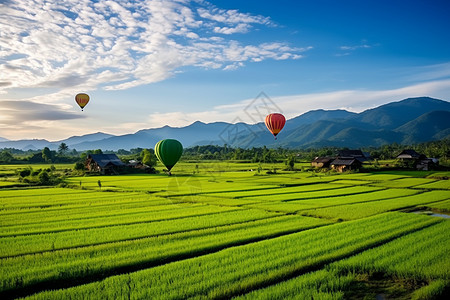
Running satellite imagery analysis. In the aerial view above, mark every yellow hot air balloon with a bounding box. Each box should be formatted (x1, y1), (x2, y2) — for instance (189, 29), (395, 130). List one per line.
(75, 93), (90, 111)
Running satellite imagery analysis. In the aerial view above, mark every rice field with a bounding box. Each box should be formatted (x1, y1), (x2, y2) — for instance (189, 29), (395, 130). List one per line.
(0, 162), (449, 299)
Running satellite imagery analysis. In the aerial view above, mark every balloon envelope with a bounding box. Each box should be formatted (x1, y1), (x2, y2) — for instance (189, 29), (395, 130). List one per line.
(155, 139), (183, 172)
(265, 113), (286, 138)
(75, 93), (90, 110)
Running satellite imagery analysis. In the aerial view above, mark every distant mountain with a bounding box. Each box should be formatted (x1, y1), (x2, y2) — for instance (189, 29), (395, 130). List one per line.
(70, 122), (236, 151)
(395, 110), (450, 144)
(287, 109), (356, 128)
(0, 137), (9, 142)
(0, 132), (114, 151)
(60, 132), (115, 145)
(351, 97), (450, 129)
(0, 139), (53, 151)
(1, 97), (449, 151)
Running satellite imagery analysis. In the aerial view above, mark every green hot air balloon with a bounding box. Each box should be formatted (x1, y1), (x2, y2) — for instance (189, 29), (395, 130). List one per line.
(155, 139), (183, 175)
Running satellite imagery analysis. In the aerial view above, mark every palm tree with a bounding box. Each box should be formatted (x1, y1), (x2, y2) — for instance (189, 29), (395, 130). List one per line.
(58, 143), (69, 155)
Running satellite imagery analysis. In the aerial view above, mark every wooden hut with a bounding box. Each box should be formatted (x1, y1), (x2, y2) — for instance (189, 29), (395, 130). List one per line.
(330, 157), (362, 172)
(311, 157), (334, 168)
(396, 149), (426, 160)
(85, 154), (126, 174)
(337, 149), (368, 161)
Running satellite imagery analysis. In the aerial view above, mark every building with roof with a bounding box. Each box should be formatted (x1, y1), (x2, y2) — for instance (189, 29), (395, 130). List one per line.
(330, 157), (362, 172)
(311, 149), (368, 172)
(85, 154), (126, 175)
(396, 149), (427, 160)
(337, 149), (369, 162)
(396, 149), (437, 170)
(311, 157), (334, 168)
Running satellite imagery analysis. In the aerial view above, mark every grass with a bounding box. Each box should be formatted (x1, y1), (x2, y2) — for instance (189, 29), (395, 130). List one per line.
(0, 162), (449, 299)
(1, 215), (329, 295)
(17, 213), (439, 299)
(330, 220), (450, 280)
(421, 199), (450, 212)
(301, 190), (450, 220)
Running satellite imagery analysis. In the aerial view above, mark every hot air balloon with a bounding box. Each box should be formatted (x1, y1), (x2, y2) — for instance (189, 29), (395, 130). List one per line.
(155, 139), (183, 175)
(265, 113), (286, 139)
(75, 93), (90, 111)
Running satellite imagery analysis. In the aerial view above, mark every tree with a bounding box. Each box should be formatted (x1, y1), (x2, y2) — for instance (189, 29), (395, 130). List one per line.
(141, 149), (157, 167)
(117, 149), (130, 155)
(80, 152), (88, 162)
(0, 150), (14, 163)
(58, 143), (69, 155)
(18, 167), (32, 178)
(285, 155), (296, 171)
(74, 162), (85, 171)
(38, 170), (51, 185)
(42, 147), (52, 162)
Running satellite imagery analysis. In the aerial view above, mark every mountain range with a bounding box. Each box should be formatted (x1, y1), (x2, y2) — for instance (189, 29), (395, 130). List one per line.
(1, 97), (449, 151)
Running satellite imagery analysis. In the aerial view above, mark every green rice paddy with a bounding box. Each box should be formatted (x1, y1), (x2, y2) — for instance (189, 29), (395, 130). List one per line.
(0, 162), (449, 299)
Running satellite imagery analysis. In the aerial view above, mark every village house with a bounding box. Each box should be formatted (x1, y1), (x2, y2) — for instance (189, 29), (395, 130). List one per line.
(396, 149), (437, 171)
(311, 149), (368, 172)
(85, 154), (126, 175)
(311, 157), (334, 168)
(330, 157), (362, 172)
(337, 149), (369, 162)
(396, 149), (426, 160)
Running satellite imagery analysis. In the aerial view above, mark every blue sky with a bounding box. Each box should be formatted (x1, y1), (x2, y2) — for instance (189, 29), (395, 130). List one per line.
(1, 0), (449, 141)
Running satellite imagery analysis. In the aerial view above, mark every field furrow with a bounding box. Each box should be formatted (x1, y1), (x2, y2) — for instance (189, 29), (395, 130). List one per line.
(0, 208), (280, 257)
(0, 215), (330, 298)
(301, 190), (450, 220)
(244, 188), (420, 213)
(0, 205), (241, 237)
(18, 213), (440, 299)
(236, 220), (450, 299)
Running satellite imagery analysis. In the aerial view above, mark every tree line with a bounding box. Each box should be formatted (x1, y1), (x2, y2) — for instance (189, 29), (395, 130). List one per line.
(183, 139), (450, 164)
(1, 139), (449, 166)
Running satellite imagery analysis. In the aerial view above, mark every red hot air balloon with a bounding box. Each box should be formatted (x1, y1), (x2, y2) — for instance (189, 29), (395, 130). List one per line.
(265, 113), (286, 139)
(75, 93), (90, 111)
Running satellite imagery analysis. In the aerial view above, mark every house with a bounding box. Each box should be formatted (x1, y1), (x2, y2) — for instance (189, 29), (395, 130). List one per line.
(396, 149), (427, 160)
(416, 158), (437, 171)
(311, 157), (334, 168)
(85, 154), (126, 174)
(330, 157), (362, 173)
(337, 149), (369, 162)
(396, 150), (437, 170)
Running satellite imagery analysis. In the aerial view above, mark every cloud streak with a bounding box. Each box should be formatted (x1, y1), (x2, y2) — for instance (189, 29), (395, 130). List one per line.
(336, 40), (378, 56)
(0, 100), (84, 140)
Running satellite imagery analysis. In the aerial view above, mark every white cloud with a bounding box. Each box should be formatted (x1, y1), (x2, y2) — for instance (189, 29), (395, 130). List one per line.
(0, 0), (307, 101)
(197, 7), (271, 25)
(213, 23), (251, 34)
(223, 62), (244, 71)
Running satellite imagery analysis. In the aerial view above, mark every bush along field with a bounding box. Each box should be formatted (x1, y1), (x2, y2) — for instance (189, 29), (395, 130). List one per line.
(0, 162), (449, 299)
